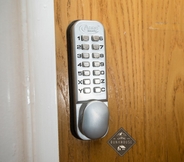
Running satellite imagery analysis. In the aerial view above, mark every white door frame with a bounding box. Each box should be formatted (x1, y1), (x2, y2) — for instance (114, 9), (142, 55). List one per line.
(0, 0), (59, 161)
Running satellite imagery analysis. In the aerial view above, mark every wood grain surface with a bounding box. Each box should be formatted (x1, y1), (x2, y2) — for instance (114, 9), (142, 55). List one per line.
(54, 0), (184, 161)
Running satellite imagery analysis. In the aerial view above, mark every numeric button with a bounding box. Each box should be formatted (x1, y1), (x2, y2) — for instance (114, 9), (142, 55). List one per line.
(92, 44), (99, 50)
(92, 53), (100, 58)
(82, 61), (90, 67)
(82, 44), (89, 50)
(93, 61), (100, 67)
(91, 35), (103, 41)
(82, 53), (89, 58)
(81, 35), (89, 41)
(83, 70), (90, 76)
(93, 70), (100, 76)
(92, 35), (100, 41)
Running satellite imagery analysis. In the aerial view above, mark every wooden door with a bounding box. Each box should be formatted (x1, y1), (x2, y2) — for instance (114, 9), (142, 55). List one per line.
(55, 0), (184, 161)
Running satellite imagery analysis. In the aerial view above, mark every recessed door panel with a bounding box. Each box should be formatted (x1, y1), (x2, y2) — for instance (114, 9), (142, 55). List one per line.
(55, 0), (184, 161)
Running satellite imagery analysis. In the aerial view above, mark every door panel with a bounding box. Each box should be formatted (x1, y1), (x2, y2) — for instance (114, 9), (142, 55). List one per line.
(55, 0), (184, 161)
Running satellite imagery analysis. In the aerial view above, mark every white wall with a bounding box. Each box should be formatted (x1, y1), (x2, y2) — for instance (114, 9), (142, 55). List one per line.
(0, 0), (59, 161)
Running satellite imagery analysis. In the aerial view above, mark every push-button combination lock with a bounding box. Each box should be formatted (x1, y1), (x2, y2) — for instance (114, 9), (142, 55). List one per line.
(67, 20), (109, 140)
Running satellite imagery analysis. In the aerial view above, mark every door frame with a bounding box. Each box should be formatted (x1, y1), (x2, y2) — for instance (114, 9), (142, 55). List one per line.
(0, 0), (59, 161)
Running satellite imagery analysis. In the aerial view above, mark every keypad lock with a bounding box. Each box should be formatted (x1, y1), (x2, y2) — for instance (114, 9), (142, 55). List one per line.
(67, 20), (109, 140)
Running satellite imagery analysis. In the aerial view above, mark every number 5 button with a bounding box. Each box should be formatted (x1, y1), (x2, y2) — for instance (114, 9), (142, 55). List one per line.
(83, 70), (90, 76)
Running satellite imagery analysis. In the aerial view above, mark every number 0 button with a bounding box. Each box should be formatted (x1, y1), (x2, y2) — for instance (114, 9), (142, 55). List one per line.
(93, 70), (100, 76)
